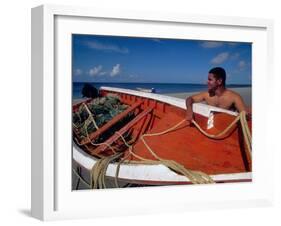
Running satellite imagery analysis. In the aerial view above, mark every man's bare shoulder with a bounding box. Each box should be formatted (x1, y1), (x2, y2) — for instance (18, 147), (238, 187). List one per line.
(188, 91), (209, 103)
(191, 91), (209, 98)
(225, 89), (248, 112)
(191, 91), (209, 99)
(224, 89), (242, 99)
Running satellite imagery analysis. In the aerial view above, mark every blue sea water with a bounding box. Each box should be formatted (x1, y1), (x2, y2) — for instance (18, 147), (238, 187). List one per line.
(72, 82), (251, 100)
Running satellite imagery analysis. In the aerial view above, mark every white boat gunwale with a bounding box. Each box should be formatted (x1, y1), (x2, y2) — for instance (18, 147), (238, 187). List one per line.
(73, 143), (252, 184)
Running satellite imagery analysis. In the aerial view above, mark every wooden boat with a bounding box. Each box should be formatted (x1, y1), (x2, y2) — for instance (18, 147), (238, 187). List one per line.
(72, 86), (252, 188)
(136, 87), (156, 93)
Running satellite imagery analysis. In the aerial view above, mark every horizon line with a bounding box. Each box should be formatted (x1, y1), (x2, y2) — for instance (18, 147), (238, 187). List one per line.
(72, 81), (252, 86)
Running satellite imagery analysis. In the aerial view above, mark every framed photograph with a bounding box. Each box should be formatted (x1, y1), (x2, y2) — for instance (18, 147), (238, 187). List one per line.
(31, 4), (274, 221)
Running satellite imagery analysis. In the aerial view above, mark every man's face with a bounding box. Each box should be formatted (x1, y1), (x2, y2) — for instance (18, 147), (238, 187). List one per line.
(207, 73), (221, 92)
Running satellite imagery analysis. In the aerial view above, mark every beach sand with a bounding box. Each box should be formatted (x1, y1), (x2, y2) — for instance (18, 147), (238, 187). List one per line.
(165, 87), (252, 107)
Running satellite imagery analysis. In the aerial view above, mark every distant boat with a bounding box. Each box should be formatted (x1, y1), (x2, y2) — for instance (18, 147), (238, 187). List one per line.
(136, 87), (156, 93)
(72, 86), (252, 188)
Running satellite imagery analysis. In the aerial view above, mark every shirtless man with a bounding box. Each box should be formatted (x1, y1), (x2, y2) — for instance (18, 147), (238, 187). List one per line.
(186, 67), (249, 124)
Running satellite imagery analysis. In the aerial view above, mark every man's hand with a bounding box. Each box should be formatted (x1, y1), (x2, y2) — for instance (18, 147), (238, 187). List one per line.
(186, 96), (194, 126)
(186, 109), (193, 126)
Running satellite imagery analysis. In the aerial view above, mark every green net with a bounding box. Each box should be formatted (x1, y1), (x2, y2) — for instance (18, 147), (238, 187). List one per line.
(73, 94), (130, 140)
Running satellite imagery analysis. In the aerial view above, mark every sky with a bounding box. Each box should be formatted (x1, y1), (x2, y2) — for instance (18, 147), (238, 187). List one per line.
(72, 34), (252, 85)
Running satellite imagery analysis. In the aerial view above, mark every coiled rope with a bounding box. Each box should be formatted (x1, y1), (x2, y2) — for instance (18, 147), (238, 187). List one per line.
(91, 152), (123, 189)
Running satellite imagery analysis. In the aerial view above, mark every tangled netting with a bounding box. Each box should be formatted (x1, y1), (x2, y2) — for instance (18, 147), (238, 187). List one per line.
(73, 94), (130, 140)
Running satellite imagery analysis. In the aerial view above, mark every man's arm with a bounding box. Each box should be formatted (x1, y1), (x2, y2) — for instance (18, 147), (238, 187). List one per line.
(233, 94), (247, 112)
(233, 93), (251, 120)
(186, 92), (206, 124)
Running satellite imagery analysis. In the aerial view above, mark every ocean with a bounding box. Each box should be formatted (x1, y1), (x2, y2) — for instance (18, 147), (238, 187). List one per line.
(73, 82), (251, 99)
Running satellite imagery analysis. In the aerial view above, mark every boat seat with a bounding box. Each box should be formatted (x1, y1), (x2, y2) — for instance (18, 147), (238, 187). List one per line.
(88, 107), (154, 156)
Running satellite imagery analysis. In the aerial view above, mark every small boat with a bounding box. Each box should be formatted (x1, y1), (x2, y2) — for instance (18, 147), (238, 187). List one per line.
(136, 87), (156, 93)
(72, 86), (252, 189)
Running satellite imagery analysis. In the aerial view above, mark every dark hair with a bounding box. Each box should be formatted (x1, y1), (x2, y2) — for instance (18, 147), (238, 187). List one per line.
(209, 67), (226, 86)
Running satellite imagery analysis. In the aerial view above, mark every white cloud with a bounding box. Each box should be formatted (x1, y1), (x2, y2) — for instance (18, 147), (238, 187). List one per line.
(84, 40), (129, 54)
(74, 69), (83, 76)
(89, 65), (103, 76)
(200, 41), (224, 48)
(99, 71), (107, 75)
(211, 52), (229, 64)
(230, 52), (240, 60)
(110, 64), (121, 77)
(238, 60), (246, 69)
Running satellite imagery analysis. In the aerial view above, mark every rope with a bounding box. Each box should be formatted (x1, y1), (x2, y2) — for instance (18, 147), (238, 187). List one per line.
(116, 129), (215, 184)
(90, 152), (123, 189)
(74, 108), (251, 188)
(139, 122), (215, 184)
(85, 123), (117, 154)
(239, 111), (252, 158)
(72, 168), (91, 189)
(191, 111), (252, 159)
(191, 116), (240, 139)
(115, 110), (252, 184)
(82, 103), (99, 131)
(116, 131), (151, 162)
(73, 103), (100, 141)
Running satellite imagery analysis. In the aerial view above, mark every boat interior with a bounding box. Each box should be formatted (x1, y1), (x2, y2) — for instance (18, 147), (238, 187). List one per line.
(73, 89), (252, 176)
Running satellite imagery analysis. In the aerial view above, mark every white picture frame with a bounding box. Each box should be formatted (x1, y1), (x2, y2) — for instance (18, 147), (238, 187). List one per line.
(31, 4), (274, 221)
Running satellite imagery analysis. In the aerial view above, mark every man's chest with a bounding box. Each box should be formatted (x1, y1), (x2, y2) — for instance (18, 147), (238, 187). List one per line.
(206, 96), (233, 109)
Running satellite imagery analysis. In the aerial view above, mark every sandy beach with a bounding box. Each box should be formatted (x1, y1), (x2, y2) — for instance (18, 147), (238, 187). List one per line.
(165, 87), (252, 107)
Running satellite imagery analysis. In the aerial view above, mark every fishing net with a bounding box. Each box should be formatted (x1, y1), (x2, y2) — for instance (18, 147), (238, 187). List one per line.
(73, 94), (131, 141)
